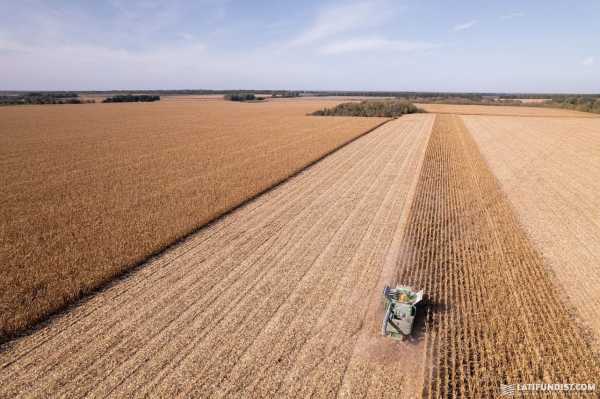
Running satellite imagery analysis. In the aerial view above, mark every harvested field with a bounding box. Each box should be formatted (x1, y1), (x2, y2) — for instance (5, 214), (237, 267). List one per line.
(0, 100), (385, 341)
(0, 115), (434, 398)
(464, 115), (600, 346)
(395, 114), (600, 397)
(416, 103), (598, 117)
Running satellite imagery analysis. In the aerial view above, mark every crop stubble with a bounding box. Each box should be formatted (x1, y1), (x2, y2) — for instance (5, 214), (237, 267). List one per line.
(0, 115), (434, 398)
(396, 114), (600, 397)
(463, 115), (600, 347)
(416, 103), (598, 118)
(0, 100), (385, 341)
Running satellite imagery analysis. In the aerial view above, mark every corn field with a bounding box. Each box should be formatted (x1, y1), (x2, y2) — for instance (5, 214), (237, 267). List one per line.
(396, 114), (600, 397)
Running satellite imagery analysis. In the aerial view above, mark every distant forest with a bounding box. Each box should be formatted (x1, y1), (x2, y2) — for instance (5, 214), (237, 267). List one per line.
(1, 90), (599, 113)
(81, 90), (600, 114)
(312, 100), (423, 117)
(102, 94), (160, 103)
(0, 92), (93, 106)
(224, 93), (264, 102)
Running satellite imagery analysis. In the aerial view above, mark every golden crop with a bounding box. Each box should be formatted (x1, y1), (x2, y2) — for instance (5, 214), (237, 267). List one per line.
(464, 115), (600, 340)
(416, 103), (599, 117)
(0, 99), (385, 341)
(396, 115), (599, 397)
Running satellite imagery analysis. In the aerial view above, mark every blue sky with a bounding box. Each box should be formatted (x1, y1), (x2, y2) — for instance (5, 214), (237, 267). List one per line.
(1, 0), (599, 92)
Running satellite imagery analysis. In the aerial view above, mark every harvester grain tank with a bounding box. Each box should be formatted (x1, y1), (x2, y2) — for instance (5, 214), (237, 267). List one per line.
(382, 285), (423, 339)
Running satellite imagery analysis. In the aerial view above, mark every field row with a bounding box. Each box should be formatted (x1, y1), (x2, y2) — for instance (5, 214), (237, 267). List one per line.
(0, 115), (434, 398)
(395, 115), (600, 397)
(0, 100), (384, 341)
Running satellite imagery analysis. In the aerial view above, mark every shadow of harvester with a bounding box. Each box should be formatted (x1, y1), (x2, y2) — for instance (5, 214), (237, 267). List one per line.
(404, 296), (451, 345)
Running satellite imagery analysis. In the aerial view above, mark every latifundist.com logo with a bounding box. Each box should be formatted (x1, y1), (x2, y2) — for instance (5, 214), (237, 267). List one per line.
(501, 383), (596, 396)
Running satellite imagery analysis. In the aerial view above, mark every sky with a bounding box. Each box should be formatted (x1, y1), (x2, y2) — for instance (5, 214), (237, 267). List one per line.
(1, 0), (599, 93)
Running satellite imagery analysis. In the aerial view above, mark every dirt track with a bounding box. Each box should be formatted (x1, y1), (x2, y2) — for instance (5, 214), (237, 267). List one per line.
(0, 115), (434, 398)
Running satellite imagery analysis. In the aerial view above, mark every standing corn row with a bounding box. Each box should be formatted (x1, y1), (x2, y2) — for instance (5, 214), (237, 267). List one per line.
(396, 114), (600, 398)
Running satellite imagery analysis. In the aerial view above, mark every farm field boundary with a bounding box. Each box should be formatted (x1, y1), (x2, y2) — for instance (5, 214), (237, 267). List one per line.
(0, 115), (434, 398)
(395, 114), (600, 397)
(0, 101), (387, 343)
(463, 115), (600, 349)
(416, 103), (599, 118)
(1, 118), (389, 346)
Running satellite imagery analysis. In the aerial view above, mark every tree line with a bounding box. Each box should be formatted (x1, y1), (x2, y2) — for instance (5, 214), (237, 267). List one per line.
(312, 100), (423, 117)
(224, 93), (265, 102)
(0, 92), (93, 106)
(102, 95), (160, 103)
(549, 96), (600, 113)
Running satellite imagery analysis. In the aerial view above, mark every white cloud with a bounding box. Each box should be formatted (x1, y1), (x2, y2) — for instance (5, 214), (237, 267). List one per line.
(582, 56), (595, 66)
(452, 20), (477, 32)
(0, 1), (227, 53)
(288, 1), (393, 47)
(319, 37), (436, 55)
(500, 12), (525, 20)
(285, 1), (436, 57)
(0, 37), (27, 53)
(0, 39), (207, 89)
(178, 32), (195, 41)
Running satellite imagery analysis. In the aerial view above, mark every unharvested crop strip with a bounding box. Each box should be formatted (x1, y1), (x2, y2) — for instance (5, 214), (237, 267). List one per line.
(396, 114), (600, 398)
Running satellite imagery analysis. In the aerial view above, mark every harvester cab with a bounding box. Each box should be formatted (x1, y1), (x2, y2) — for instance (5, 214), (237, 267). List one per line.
(382, 285), (424, 339)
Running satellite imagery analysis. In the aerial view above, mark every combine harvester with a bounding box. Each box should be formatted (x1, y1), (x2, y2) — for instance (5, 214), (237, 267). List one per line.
(382, 285), (424, 339)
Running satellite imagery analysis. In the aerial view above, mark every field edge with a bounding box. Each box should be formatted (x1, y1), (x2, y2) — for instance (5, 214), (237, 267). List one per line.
(0, 117), (393, 345)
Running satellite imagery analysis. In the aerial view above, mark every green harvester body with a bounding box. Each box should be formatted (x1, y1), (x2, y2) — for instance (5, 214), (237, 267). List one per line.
(382, 285), (424, 339)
